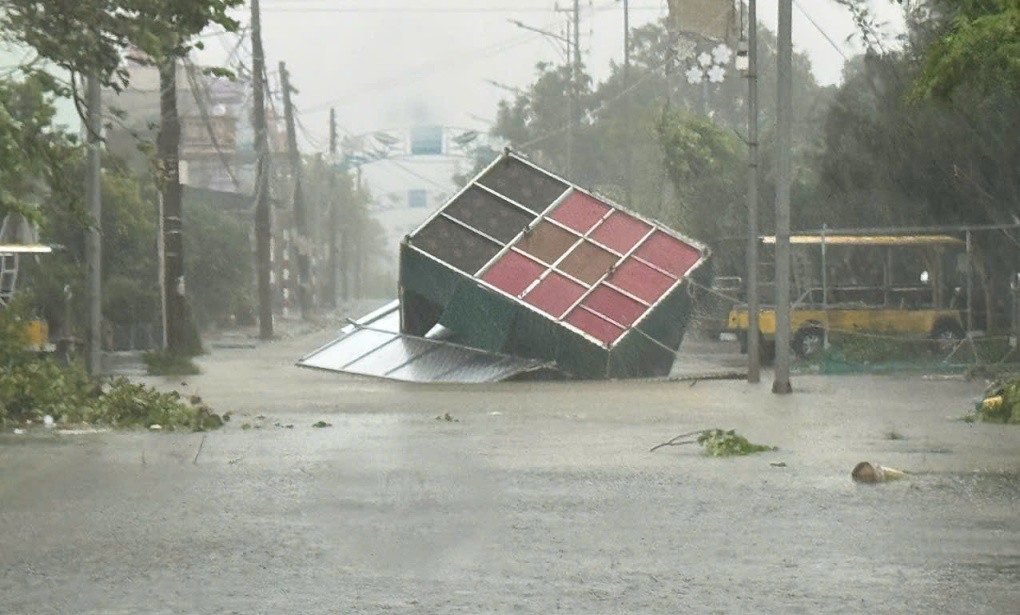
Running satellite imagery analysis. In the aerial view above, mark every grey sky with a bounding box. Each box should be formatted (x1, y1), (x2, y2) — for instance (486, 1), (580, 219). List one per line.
(198, 0), (906, 150)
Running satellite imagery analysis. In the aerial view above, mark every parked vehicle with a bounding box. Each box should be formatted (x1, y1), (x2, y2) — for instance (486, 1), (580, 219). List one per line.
(727, 234), (967, 362)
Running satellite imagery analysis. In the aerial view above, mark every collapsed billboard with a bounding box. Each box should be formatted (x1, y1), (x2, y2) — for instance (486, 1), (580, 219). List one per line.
(299, 150), (711, 382)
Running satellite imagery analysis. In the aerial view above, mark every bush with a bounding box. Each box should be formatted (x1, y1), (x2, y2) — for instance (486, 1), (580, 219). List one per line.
(142, 350), (201, 376)
(1, 298), (220, 431)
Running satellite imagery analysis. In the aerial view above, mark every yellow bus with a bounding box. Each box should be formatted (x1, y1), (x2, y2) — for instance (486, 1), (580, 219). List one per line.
(727, 234), (967, 361)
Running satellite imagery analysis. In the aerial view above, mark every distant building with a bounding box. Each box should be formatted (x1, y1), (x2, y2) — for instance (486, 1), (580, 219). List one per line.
(106, 57), (287, 194)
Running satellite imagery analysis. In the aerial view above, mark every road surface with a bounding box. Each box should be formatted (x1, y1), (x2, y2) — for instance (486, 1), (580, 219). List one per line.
(2, 323), (1018, 614)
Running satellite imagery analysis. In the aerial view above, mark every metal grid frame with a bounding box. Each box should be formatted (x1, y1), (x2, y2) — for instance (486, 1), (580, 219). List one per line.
(403, 150), (710, 349)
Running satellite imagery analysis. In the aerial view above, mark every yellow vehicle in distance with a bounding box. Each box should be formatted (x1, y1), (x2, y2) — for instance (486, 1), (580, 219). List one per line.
(727, 234), (967, 362)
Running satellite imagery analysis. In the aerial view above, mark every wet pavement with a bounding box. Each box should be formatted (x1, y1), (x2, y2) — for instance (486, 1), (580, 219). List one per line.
(2, 323), (1019, 614)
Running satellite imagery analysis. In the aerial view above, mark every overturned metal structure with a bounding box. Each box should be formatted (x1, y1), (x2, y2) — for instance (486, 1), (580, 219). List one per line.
(300, 151), (711, 382)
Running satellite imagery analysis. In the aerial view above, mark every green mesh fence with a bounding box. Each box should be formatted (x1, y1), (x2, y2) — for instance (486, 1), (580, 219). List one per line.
(794, 329), (1020, 376)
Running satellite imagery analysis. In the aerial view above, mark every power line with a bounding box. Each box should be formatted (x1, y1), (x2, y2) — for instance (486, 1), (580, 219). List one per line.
(295, 0), (626, 115)
(792, 0), (849, 62)
(298, 29), (548, 114)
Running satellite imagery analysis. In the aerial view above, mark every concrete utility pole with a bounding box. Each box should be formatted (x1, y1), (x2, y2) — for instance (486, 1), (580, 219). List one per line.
(566, 0), (581, 178)
(746, 0), (761, 384)
(279, 61), (311, 320)
(327, 107), (338, 309)
(84, 74), (102, 375)
(252, 0), (274, 340)
(772, 0), (793, 394)
(623, 0), (633, 205)
(566, 15), (575, 177)
(157, 57), (187, 355)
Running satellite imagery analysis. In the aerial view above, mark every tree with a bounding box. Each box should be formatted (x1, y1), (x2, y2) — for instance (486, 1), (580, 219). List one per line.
(0, 76), (80, 220)
(816, 2), (1020, 330)
(0, 0), (241, 93)
(480, 17), (831, 280)
(913, 0), (1020, 99)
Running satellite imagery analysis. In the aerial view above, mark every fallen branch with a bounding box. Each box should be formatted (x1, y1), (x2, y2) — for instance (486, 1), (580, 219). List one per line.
(650, 430), (707, 452)
(193, 434), (207, 465)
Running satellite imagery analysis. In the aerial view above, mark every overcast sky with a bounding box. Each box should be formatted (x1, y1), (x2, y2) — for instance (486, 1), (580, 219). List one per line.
(197, 0), (906, 151)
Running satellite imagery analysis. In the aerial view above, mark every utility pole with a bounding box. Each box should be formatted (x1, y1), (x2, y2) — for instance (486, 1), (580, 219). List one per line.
(279, 61), (311, 320)
(573, 0), (581, 70)
(623, 0), (630, 77)
(565, 16), (575, 177)
(746, 0), (761, 384)
(158, 57), (187, 355)
(623, 0), (633, 205)
(570, 0), (580, 177)
(85, 74), (102, 375)
(772, 0), (793, 394)
(328, 108), (338, 309)
(252, 0), (274, 340)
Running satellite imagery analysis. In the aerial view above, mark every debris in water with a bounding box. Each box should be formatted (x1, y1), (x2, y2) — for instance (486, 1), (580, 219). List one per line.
(149, 424), (163, 431)
(436, 413), (459, 423)
(852, 461), (906, 483)
(650, 428), (776, 456)
(312, 421), (332, 428)
(770, 461), (788, 468)
(13, 428), (25, 435)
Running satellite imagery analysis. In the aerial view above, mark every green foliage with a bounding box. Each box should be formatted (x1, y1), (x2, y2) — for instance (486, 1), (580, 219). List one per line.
(183, 196), (254, 329)
(0, 297), (33, 364)
(913, 0), (1020, 99)
(656, 109), (745, 270)
(0, 76), (81, 220)
(0, 0), (243, 92)
(0, 293), (219, 431)
(71, 380), (223, 431)
(142, 350), (201, 376)
(824, 331), (933, 364)
(0, 356), (221, 432)
(697, 429), (777, 457)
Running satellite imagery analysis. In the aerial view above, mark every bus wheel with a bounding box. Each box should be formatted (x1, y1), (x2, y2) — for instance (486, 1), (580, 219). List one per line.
(793, 325), (826, 360)
(930, 319), (964, 355)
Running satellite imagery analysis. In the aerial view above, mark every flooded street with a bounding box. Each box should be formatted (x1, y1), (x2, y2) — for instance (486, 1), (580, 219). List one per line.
(2, 325), (1019, 614)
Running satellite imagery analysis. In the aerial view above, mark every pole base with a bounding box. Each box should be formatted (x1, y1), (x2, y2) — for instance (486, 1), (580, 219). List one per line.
(771, 379), (793, 394)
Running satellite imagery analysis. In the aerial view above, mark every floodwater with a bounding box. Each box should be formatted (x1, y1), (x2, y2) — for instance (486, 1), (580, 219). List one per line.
(2, 324), (1019, 614)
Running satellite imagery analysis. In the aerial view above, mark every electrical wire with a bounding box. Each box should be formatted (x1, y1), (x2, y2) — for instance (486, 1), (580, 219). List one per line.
(792, 0), (850, 62)
(294, 0), (630, 116)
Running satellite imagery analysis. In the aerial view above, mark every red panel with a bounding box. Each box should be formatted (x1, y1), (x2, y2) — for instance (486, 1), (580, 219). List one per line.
(481, 250), (545, 297)
(565, 308), (625, 345)
(606, 258), (675, 303)
(634, 231), (702, 278)
(590, 211), (652, 254)
(523, 272), (587, 318)
(581, 285), (646, 327)
(550, 191), (611, 234)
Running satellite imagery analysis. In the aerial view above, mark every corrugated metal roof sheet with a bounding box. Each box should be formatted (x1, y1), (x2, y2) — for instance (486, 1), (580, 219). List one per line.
(297, 301), (556, 383)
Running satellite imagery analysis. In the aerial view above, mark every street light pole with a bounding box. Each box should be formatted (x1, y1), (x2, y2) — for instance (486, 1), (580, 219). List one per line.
(773, 0), (793, 394)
